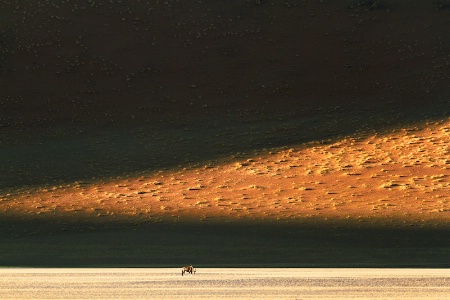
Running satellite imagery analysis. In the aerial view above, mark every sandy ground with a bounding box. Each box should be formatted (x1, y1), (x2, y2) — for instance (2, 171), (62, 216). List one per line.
(0, 268), (449, 299)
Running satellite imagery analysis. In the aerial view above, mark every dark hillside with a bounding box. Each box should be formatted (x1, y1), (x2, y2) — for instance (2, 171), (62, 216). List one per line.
(1, 0), (450, 190)
(2, 1), (449, 126)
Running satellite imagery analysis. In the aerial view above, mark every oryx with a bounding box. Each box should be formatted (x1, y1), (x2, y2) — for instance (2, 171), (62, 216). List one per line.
(181, 265), (196, 276)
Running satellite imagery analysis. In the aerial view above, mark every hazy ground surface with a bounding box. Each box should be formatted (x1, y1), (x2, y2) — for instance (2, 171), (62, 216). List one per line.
(0, 268), (449, 299)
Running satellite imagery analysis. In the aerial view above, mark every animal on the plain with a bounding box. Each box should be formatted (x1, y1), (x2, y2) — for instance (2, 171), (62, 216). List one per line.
(181, 265), (196, 276)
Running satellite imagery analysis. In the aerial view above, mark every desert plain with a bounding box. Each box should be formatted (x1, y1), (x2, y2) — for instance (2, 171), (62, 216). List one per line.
(1, 0), (450, 267)
(1, 268), (449, 299)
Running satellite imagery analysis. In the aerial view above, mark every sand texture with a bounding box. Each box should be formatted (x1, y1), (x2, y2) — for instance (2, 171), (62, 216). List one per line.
(1, 268), (449, 299)
(2, 119), (450, 227)
(1, 1), (450, 267)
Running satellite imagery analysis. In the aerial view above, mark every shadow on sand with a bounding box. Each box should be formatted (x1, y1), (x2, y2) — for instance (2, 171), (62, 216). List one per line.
(1, 101), (449, 192)
(2, 0), (450, 191)
(1, 218), (449, 268)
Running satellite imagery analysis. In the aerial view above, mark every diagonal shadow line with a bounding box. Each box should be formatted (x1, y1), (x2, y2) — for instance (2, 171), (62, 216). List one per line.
(1, 100), (449, 193)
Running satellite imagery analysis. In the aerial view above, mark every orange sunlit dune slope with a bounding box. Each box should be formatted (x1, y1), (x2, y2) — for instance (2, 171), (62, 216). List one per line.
(2, 119), (450, 228)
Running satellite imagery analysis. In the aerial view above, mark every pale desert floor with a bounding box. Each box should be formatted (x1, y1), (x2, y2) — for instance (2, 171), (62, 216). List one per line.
(0, 268), (449, 299)
(2, 118), (450, 228)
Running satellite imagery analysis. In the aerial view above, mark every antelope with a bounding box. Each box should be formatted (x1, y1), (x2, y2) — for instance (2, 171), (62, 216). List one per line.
(181, 265), (196, 276)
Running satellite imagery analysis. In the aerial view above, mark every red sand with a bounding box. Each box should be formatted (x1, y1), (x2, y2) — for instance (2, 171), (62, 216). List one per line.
(2, 119), (450, 228)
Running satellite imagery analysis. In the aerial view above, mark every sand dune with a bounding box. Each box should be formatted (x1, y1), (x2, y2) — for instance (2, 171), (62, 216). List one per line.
(1, 1), (450, 267)
(2, 118), (449, 228)
(2, 0), (450, 191)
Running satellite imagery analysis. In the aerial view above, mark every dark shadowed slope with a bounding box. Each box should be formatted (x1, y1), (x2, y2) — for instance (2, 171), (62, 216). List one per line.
(1, 1), (450, 191)
(1, 218), (450, 267)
